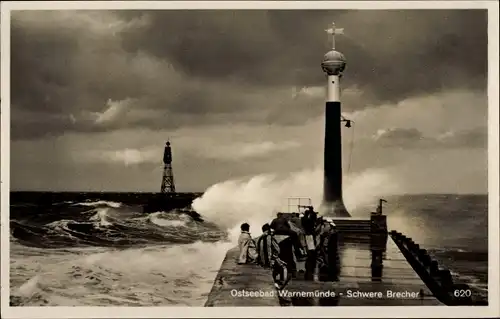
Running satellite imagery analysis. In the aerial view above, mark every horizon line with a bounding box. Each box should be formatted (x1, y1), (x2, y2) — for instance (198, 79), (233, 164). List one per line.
(8, 190), (489, 196)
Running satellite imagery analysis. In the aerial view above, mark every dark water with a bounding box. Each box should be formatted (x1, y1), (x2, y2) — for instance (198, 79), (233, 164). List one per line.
(10, 193), (225, 248)
(382, 194), (488, 301)
(9, 193), (230, 306)
(9, 192), (488, 306)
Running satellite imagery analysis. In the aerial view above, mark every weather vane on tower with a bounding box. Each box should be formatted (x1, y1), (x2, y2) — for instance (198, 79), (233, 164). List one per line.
(325, 22), (344, 50)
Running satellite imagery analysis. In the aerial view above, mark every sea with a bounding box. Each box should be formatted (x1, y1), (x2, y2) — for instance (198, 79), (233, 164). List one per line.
(8, 191), (488, 306)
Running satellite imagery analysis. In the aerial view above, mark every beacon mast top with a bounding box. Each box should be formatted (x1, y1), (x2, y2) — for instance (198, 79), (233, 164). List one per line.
(321, 22), (346, 76)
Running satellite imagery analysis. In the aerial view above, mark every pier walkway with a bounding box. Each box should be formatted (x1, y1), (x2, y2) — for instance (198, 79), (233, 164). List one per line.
(205, 236), (443, 306)
(204, 246), (280, 307)
(329, 236), (442, 305)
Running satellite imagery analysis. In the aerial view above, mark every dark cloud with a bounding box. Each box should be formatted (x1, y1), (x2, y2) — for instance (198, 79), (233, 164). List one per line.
(373, 126), (487, 149)
(119, 10), (487, 97)
(10, 9), (488, 140)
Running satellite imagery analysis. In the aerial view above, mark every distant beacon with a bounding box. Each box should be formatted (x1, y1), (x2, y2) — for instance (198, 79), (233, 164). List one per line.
(321, 22), (350, 217)
(163, 141), (172, 164)
(160, 140), (176, 194)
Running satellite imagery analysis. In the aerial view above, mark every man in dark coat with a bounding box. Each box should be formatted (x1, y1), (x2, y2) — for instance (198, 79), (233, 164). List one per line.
(270, 213), (306, 277)
(301, 206), (317, 236)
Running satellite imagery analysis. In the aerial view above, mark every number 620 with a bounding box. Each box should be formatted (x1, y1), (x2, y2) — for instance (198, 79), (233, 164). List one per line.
(454, 290), (472, 298)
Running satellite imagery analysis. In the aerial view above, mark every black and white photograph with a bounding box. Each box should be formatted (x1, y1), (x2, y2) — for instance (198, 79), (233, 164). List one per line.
(1, 1), (499, 318)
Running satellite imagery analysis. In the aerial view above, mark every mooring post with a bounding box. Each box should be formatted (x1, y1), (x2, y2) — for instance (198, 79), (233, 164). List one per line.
(371, 248), (384, 281)
(370, 198), (388, 234)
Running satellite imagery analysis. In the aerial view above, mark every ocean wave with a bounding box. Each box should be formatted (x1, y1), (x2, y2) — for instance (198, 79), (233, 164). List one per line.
(10, 240), (235, 306)
(89, 208), (115, 227)
(9, 197), (232, 306)
(10, 203), (227, 249)
(424, 248), (489, 301)
(427, 248), (488, 262)
(148, 211), (190, 228)
(447, 269), (489, 298)
(74, 200), (123, 208)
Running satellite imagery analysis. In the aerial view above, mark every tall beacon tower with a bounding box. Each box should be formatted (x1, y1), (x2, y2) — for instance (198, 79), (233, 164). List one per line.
(160, 141), (176, 194)
(320, 22), (350, 217)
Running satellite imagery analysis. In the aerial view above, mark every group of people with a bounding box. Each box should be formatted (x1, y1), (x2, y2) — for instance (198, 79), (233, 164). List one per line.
(237, 206), (336, 289)
(237, 222), (290, 289)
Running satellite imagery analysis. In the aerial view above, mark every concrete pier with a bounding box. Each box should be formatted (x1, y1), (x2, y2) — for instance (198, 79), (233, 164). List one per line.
(205, 233), (443, 306)
(204, 246), (281, 307)
(330, 237), (442, 305)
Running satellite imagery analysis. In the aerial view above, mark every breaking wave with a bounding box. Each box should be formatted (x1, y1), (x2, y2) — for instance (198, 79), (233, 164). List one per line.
(10, 202), (226, 249)
(74, 200), (124, 208)
(10, 196), (230, 306)
(192, 167), (402, 239)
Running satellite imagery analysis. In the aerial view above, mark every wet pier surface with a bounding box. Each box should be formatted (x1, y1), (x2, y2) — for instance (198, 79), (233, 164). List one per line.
(205, 235), (443, 306)
(204, 246), (280, 306)
(311, 236), (442, 305)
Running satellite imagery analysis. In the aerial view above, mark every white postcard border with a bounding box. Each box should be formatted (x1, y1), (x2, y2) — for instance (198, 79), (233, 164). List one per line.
(1, 1), (499, 318)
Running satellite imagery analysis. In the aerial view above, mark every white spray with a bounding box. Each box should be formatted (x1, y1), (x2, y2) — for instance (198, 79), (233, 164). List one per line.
(192, 167), (402, 242)
(192, 168), (322, 242)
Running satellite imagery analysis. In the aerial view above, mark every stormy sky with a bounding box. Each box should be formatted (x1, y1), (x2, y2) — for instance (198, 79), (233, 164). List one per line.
(9, 9), (488, 194)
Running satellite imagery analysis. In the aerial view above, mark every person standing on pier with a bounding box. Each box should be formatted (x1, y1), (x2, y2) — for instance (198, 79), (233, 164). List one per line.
(315, 217), (340, 281)
(302, 206), (318, 250)
(256, 224), (280, 268)
(256, 224), (289, 289)
(301, 207), (319, 280)
(270, 213), (305, 257)
(237, 223), (258, 264)
(270, 213), (306, 277)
